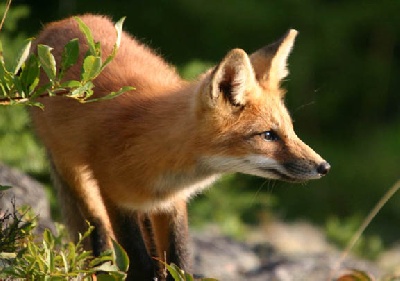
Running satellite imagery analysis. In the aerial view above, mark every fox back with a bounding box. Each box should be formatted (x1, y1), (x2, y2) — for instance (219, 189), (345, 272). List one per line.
(30, 14), (329, 280)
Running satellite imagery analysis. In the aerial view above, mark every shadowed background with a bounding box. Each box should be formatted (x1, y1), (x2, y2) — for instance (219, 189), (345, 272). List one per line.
(1, 0), (399, 259)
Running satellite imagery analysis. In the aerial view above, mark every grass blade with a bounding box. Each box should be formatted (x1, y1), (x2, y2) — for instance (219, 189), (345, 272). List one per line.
(331, 179), (400, 278)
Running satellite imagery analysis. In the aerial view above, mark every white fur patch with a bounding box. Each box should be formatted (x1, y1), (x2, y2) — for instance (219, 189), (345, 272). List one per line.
(200, 155), (284, 179)
(120, 172), (220, 213)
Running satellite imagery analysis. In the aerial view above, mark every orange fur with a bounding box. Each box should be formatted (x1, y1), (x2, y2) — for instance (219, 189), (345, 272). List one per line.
(30, 14), (329, 280)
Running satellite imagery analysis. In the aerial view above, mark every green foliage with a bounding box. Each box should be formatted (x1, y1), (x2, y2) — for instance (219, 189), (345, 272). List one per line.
(0, 105), (45, 173)
(0, 218), (129, 280)
(160, 261), (218, 281)
(0, 199), (35, 254)
(0, 16), (133, 106)
(0, 185), (12, 191)
(0, 189), (216, 280)
(110, 239), (129, 274)
(60, 38), (79, 74)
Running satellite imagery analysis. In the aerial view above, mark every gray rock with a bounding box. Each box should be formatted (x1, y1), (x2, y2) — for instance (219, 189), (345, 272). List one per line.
(192, 228), (261, 281)
(192, 224), (382, 281)
(0, 162), (54, 234)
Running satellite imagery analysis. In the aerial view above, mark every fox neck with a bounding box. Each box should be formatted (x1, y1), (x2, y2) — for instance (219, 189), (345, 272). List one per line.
(114, 80), (220, 191)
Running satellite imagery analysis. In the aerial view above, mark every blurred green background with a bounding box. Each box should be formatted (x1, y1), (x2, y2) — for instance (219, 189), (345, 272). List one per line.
(1, 0), (399, 259)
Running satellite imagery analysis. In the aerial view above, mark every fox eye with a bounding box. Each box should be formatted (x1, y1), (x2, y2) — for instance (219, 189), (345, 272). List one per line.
(262, 130), (280, 142)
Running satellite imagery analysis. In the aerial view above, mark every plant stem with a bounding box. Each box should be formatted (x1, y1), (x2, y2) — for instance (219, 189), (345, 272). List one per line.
(0, 90), (70, 105)
(330, 179), (400, 278)
(0, 0), (13, 32)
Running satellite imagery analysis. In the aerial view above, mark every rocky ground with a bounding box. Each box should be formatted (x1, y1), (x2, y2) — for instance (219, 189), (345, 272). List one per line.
(191, 225), (387, 281)
(1, 162), (399, 281)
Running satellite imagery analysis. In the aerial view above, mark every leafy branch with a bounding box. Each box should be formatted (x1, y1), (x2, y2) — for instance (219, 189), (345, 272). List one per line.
(0, 16), (134, 107)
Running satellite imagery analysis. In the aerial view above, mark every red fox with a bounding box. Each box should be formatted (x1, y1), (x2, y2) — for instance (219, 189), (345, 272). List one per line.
(30, 14), (330, 280)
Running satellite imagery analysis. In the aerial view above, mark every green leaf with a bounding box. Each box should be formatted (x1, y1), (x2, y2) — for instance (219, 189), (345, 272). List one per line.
(61, 38), (79, 74)
(101, 54), (114, 73)
(67, 242), (76, 269)
(31, 82), (51, 99)
(47, 247), (55, 273)
(0, 185), (12, 191)
(84, 86), (134, 103)
(76, 251), (93, 264)
(12, 39), (31, 74)
(59, 252), (69, 273)
(109, 271), (128, 280)
(19, 54), (40, 94)
(101, 17), (126, 71)
(37, 44), (57, 82)
(0, 56), (8, 79)
(0, 252), (16, 259)
(69, 81), (94, 100)
(184, 272), (194, 281)
(67, 81), (94, 102)
(12, 75), (24, 97)
(111, 238), (129, 272)
(94, 41), (102, 57)
(165, 263), (185, 281)
(75, 17), (97, 56)
(0, 58), (12, 96)
(92, 261), (119, 272)
(114, 17), (125, 49)
(97, 273), (118, 281)
(43, 229), (55, 248)
(74, 222), (94, 250)
(61, 80), (81, 89)
(82, 55), (101, 82)
(89, 251), (113, 268)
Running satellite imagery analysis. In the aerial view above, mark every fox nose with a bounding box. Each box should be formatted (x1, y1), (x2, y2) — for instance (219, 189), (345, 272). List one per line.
(317, 161), (331, 175)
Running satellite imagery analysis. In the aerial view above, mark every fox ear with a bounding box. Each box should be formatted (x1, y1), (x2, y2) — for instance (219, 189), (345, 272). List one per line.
(208, 48), (255, 107)
(250, 29), (298, 87)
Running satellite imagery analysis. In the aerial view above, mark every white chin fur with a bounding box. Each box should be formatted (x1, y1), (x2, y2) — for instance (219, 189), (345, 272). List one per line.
(201, 155), (284, 178)
(201, 155), (319, 181)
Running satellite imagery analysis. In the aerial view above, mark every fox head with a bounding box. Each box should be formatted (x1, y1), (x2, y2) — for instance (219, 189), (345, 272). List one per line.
(197, 29), (330, 182)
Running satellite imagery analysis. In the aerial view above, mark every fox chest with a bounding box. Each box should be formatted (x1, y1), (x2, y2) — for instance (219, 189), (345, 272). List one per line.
(112, 169), (220, 212)
(150, 171), (219, 209)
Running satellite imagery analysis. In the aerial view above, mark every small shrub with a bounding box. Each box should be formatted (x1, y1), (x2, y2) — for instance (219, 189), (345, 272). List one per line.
(0, 203), (128, 280)
(0, 185), (35, 255)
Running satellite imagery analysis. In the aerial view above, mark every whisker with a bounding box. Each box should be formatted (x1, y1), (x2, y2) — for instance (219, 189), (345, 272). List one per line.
(293, 100), (315, 114)
(251, 179), (270, 205)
